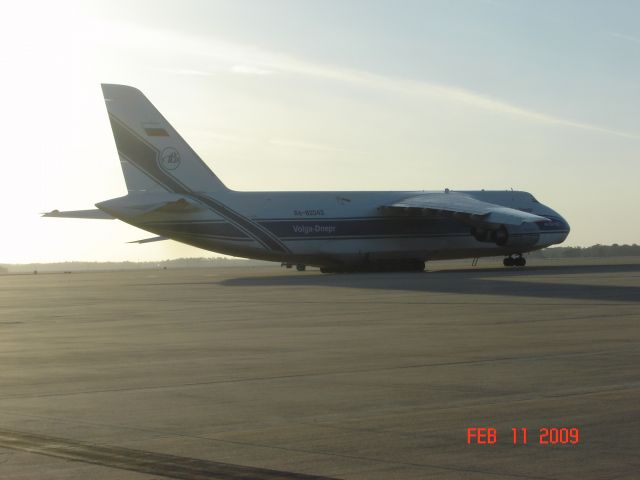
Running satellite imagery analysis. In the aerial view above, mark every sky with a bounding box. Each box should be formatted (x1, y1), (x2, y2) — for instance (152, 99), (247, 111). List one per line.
(1, 0), (639, 263)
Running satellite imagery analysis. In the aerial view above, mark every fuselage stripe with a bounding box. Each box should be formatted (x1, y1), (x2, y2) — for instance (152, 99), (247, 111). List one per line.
(194, 195), (290, 253)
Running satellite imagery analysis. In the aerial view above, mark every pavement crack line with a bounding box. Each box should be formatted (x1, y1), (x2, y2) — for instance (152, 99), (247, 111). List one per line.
(0, 428), (338, 480)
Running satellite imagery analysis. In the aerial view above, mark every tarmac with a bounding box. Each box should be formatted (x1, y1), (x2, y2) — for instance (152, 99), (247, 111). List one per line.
(0, 257), (639, 479)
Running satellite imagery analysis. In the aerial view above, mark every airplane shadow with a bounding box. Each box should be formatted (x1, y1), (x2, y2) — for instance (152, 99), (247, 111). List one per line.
(219, 264), (640, 303)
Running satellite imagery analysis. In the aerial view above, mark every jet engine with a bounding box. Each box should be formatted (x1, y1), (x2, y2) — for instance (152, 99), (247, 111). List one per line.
(472, 223), (539, 248)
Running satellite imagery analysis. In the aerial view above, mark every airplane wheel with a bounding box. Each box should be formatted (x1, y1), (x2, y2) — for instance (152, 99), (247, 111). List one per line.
(320, 267), (342, 273)
(296, 264), (306, 271)
(503, 257), (514, 267)
(515, 257), (526, 267)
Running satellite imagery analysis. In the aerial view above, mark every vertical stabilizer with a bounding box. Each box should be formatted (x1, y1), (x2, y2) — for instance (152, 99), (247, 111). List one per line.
(101, 84), (228, 194)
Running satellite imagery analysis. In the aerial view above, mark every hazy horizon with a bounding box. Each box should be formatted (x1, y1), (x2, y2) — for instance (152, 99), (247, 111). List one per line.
(2, 0), (639, 263)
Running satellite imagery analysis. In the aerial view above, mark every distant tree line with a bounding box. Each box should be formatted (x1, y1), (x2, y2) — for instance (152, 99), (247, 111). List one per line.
(532, 244), (640, 258)
(0, 257), (271, 274)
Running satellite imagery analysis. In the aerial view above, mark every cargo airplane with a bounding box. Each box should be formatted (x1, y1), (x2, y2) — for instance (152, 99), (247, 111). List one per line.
(45, 84), (570, 272)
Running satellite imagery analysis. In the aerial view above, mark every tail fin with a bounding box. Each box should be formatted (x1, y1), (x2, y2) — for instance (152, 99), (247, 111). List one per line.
(101, 84), (228, 194)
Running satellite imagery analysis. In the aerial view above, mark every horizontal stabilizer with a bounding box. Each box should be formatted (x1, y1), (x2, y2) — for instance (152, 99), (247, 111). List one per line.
(127, 236), (168, 244)
(380, 192), (549, 226)
(42, 209), (114, 219)
(96, 194), (205, 219)
(144, 197), (204, 215)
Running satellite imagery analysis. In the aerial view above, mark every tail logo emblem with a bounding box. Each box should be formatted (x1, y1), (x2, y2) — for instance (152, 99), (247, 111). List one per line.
(160, 147), (181, 171)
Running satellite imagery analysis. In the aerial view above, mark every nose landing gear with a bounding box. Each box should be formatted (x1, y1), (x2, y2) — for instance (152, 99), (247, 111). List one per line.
(503, 254), (526, 267)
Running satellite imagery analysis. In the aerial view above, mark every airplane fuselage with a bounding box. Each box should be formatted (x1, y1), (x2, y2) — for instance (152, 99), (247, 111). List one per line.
(98, 189), (570, 269)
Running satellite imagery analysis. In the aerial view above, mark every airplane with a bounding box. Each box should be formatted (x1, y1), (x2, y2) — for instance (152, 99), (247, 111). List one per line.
(44, 84), (570, 272)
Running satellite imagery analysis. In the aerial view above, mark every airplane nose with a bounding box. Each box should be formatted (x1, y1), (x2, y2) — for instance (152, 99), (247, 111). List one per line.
(536, 207), (570, 246)
(559, 216), (570, 241)
(551, 212), (570, 242)
(546, 207), (570, 232)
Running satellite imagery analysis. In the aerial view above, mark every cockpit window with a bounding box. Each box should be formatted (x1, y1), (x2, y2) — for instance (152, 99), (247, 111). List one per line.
(530, 195), (540, 203)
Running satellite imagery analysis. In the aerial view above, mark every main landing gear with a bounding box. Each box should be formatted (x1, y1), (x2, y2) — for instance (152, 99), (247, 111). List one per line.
(503, 254), (526, 267)
(281, 263), (306, 271)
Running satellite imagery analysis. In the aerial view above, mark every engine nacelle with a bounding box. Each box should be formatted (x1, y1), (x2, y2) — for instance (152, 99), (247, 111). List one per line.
(472, 224), (539, 248)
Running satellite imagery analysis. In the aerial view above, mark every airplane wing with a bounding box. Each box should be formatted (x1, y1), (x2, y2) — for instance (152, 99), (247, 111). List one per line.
(379, 192), (549, 226)
(42, 209), (114, 219)
(127, 236), (168, 244)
